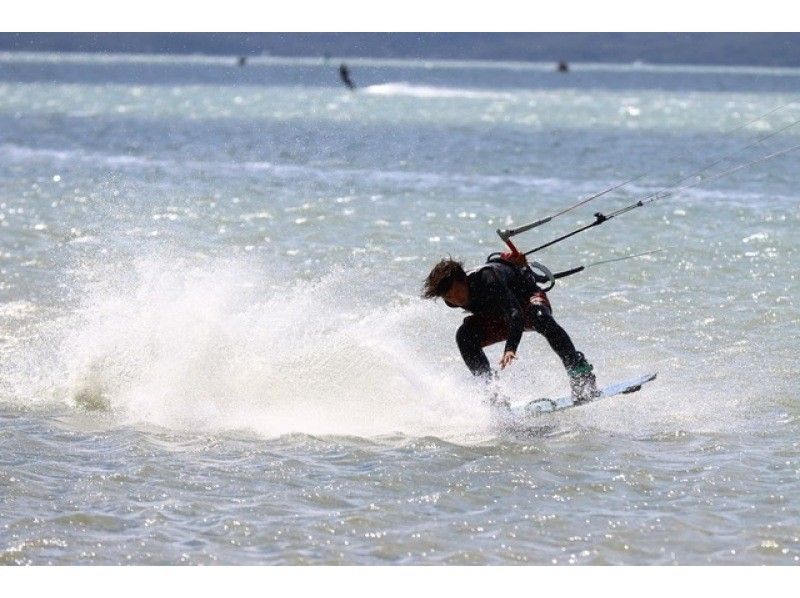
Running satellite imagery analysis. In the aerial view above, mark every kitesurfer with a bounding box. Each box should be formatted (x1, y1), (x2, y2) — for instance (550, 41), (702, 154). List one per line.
(339, 63), (356, 90)
(422, 255), (597, 403)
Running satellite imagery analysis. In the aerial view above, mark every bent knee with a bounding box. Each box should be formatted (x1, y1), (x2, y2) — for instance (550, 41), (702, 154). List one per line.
(528, 307), (557, 333)
(456, 322), (480, 348)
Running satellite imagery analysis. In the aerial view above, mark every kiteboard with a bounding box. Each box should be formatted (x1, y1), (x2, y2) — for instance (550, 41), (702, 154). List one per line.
(505, 372), (657, 418)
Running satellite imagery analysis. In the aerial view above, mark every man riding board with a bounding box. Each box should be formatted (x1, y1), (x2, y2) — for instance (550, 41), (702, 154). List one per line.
(422, 252), (598, 404)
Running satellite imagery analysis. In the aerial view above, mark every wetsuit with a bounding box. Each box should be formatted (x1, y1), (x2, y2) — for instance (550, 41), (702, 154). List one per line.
(450, 261), (582, 377)
(339, 64), (356, 90)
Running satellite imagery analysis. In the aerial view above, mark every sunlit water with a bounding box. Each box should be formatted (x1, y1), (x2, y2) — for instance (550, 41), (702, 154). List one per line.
(0, 53), (798, 564)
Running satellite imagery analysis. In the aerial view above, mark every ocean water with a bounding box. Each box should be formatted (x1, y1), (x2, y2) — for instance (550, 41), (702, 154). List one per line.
(0, 52), (799, 565)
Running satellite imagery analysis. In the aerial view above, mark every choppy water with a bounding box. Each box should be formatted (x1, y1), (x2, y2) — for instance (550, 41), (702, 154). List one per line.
(0, 53), (799, 565)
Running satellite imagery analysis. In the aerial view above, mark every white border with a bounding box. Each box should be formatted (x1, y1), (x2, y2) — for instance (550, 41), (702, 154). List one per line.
(1, 1), (796, 32)
(1, 566), (799, 596)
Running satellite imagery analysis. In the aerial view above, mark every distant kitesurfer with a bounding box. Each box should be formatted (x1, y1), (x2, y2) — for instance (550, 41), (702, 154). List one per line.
(422, 254), (597, 403)
(557, 61), (569, 73)
(339, 63), (356, 90)
(238, 56), (247, 67)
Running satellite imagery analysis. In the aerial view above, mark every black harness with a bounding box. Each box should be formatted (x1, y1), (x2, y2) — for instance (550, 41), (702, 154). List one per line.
(443, 256), (554, 309)
(483, 254), (556, 293)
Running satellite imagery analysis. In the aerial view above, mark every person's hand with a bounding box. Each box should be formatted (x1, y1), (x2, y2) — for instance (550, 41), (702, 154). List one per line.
(499, 351), (516, 369)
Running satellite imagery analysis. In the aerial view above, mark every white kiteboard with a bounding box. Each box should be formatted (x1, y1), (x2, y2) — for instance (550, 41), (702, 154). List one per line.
(505, 372), (657, 418)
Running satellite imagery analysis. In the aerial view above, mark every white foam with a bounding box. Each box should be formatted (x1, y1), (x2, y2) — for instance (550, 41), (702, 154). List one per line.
(3, 254), (490, 440)
(364, 82), (514, 101)
(0, 300), (37, 319)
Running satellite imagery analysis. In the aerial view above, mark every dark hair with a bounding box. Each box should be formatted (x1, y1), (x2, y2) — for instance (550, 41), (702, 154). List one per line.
(422, 258), (467, 299)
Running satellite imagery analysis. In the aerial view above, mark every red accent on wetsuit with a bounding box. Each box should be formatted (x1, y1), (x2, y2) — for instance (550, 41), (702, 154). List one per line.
(529, 289), (551, 311)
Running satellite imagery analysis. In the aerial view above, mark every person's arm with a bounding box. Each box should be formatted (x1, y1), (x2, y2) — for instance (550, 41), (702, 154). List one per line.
(481, 269), (525, 356)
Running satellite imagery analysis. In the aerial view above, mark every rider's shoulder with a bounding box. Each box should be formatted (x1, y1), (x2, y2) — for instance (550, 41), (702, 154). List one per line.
(468, 263), (504, 285)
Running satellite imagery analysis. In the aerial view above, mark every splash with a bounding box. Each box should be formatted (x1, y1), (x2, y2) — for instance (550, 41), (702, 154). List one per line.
(364, 82), (514, 101)
(0, 249), (774, 441)
(1, 254), (492, 439)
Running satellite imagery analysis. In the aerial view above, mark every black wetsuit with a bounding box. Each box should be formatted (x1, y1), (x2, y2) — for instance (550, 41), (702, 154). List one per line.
(339, 64), (356, 90)
(450, 262), (582, 377)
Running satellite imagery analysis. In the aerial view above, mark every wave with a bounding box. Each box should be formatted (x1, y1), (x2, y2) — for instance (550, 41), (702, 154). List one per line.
(364, 82), (515, 100)
(4, 142), (797, 206)
(0, 142), (566, 193)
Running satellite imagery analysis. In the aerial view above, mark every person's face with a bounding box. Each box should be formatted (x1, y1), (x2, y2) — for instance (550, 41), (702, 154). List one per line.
(443, 279), (469, 307)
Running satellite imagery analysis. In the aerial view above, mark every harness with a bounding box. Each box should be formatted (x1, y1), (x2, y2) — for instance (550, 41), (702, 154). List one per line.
(443, 244), (556, 310)
(481, 253), (555, 293)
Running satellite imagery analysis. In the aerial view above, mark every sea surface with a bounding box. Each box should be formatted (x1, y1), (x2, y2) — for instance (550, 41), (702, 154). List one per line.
(0, 53), (799, 565)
